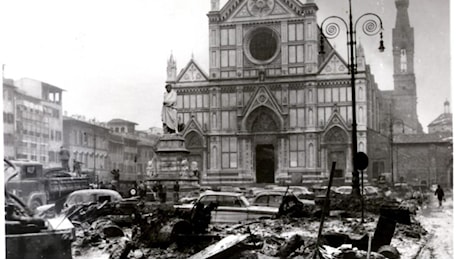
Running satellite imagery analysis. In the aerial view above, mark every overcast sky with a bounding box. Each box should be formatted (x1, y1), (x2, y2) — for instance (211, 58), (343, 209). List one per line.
(0, 0), (453, 131)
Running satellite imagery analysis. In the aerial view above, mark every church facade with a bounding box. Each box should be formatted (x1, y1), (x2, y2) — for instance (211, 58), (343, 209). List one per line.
(167, 0), (385, 185)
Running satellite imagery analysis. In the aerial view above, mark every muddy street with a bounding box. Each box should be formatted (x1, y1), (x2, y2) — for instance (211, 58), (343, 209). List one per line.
(415, 191), (453, 259)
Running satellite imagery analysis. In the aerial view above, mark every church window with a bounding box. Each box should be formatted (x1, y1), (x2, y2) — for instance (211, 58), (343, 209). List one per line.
(229, 93), (236, 106)
(318, 108), (325, 126)
(289, 90), (297, 105)
(248, 27), (279, 63)
(190, 95), (196, 109)
(222, 111), (229, 129)
(221, 28), (236, 46)
(308, 143), (314, 167)
(339, 87), (347, 102)
(318, 89), (324, 103)
(288, 23), (304, 41)
(197, 95), (202, 108)
(400, 49), (407, 72)
(289, 109), (297, 128)
(288, 45), (304, 63)
(211, 30), (217, 46)
(325, 107), (332, 122)
(308, 89), (313, 103)
(297, 89), (304, 104)
(358, 87), (364, 100)
(222, 137), (238, 169)
(297, 108), (305, 128)
(332, 88), (339, 102)
(183, 95), (190, 109)
(308, 109), (313, 125)
(204, 94), (209, 107)
(289, 135), (305, 167)
(221, 50), (228, 67)
(222, 93), (229, 107)
(358, 107), (364, 123)
(325, 88), (332, 103)
(177, 95), (183, 108)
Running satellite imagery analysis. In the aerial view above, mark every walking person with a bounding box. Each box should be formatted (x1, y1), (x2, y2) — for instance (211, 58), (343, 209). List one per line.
(173, 181), (180, 203)
(434, 184), (445, 207)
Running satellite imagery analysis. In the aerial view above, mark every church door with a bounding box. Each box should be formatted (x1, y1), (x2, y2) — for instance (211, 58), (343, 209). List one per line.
(256, 144), (275, 183)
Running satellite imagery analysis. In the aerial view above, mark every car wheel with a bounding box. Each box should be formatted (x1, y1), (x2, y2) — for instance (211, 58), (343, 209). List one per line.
(377, 245), (400, 259)
(129, 188), (137, 197)
(30, 199), (43, 212)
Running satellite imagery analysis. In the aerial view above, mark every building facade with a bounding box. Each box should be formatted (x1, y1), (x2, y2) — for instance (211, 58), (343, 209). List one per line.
(2, 78), (64, 167)
(168, 0), (384, 185)
(63, 115), (110, 182)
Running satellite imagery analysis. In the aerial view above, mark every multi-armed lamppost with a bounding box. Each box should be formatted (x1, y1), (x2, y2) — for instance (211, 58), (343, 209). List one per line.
(320, 0), (385, 196)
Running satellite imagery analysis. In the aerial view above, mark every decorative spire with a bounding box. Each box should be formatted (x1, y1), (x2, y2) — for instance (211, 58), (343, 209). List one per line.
(211, 0), (220, 11)
(444, 100), (450, 114)
(167, 52), (177, 82)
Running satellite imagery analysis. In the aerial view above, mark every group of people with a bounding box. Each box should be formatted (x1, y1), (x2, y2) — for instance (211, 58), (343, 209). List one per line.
(135, 180), (181, 203)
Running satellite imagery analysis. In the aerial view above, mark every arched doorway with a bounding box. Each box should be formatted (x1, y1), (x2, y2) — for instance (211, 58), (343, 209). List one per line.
(324, 126), (349, 178)
(246, 106), (281, 184)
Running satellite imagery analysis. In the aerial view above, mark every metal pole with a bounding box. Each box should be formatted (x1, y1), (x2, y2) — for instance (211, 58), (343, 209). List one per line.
(93, 127), (96, 181)
(348, 0), (360, 196)
(315, 161), (336, 258)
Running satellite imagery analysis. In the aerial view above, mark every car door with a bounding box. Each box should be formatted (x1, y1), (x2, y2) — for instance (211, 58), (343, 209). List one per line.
(197, 195), (219, 223)
(214, 195), (248, 223)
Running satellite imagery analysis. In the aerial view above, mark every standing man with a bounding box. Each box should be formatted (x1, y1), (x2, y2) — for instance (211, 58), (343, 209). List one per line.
(59, 146), (70, 171)
(161, 84), (178, 134)
(434, 184), (445, 207)
(173, 181), (180, 203)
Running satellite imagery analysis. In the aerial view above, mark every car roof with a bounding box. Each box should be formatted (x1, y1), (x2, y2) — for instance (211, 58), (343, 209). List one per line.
(201, 191), (243, 197)
(69, 189), (121, 197)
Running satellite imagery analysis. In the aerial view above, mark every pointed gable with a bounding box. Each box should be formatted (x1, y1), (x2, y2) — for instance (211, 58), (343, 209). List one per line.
(243, 85), (283, 117)
(221, 0), (305, 22)
(183, 116), (205, 136)
(176, 60), (208, 83)
(318, 50), (349, 75)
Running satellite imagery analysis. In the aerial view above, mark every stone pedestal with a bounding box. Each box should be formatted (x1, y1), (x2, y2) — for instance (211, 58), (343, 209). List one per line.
(150, 135), (199, 194)
(155, 134), (190, 179)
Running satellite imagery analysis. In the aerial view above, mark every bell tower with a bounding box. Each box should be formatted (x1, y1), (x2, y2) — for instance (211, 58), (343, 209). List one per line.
(166, 53), (177, 83)
(392, 0), (423, 133)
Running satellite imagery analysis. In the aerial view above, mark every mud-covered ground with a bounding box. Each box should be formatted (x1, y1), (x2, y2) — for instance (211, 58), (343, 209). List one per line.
(71, 196), (436, 259)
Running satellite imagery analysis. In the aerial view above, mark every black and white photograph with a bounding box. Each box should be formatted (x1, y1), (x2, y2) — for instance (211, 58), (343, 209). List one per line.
(1, 0), (455, 258)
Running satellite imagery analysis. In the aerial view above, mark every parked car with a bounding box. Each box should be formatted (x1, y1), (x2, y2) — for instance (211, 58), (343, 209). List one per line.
(178, 190), (201, 204)
(251, 190), (315, 208)
(36, 189), (123, 217)
(273, 186), (315, 200)
(174, 191), (278, 224)
(332, 185), (380, 198)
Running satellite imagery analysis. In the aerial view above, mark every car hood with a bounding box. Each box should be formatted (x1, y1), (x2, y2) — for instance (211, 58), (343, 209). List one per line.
(299, 199), (316, 206)
(35, 204), (55, 214)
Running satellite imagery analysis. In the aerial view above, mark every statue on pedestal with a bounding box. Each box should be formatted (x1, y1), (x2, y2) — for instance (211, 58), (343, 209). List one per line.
(161, 84), (178, 134)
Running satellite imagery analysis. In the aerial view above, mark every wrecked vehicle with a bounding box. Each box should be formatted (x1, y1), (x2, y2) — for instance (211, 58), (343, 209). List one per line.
(36, 188), (123, 218)
(4, 158), (75, 259)
(5, 159), (89, 211)
(252, 190), (315, 208)
(174, 191), (278, 224)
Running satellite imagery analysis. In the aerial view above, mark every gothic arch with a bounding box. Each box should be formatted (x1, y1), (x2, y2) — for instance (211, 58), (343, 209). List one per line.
(184, 131), (204, 149)
(324, 126), (349, 144)
(243, 106), (282, 133)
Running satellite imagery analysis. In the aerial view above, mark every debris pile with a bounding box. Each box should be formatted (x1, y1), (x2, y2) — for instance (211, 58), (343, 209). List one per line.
(68, 191), (431, 259)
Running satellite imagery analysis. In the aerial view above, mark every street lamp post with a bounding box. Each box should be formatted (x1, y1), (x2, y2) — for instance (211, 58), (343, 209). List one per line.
(320, 0), (384, 196)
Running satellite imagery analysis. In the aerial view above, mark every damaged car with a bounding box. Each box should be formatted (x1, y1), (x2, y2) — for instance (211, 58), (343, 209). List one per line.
(174, 191), (278, 224)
